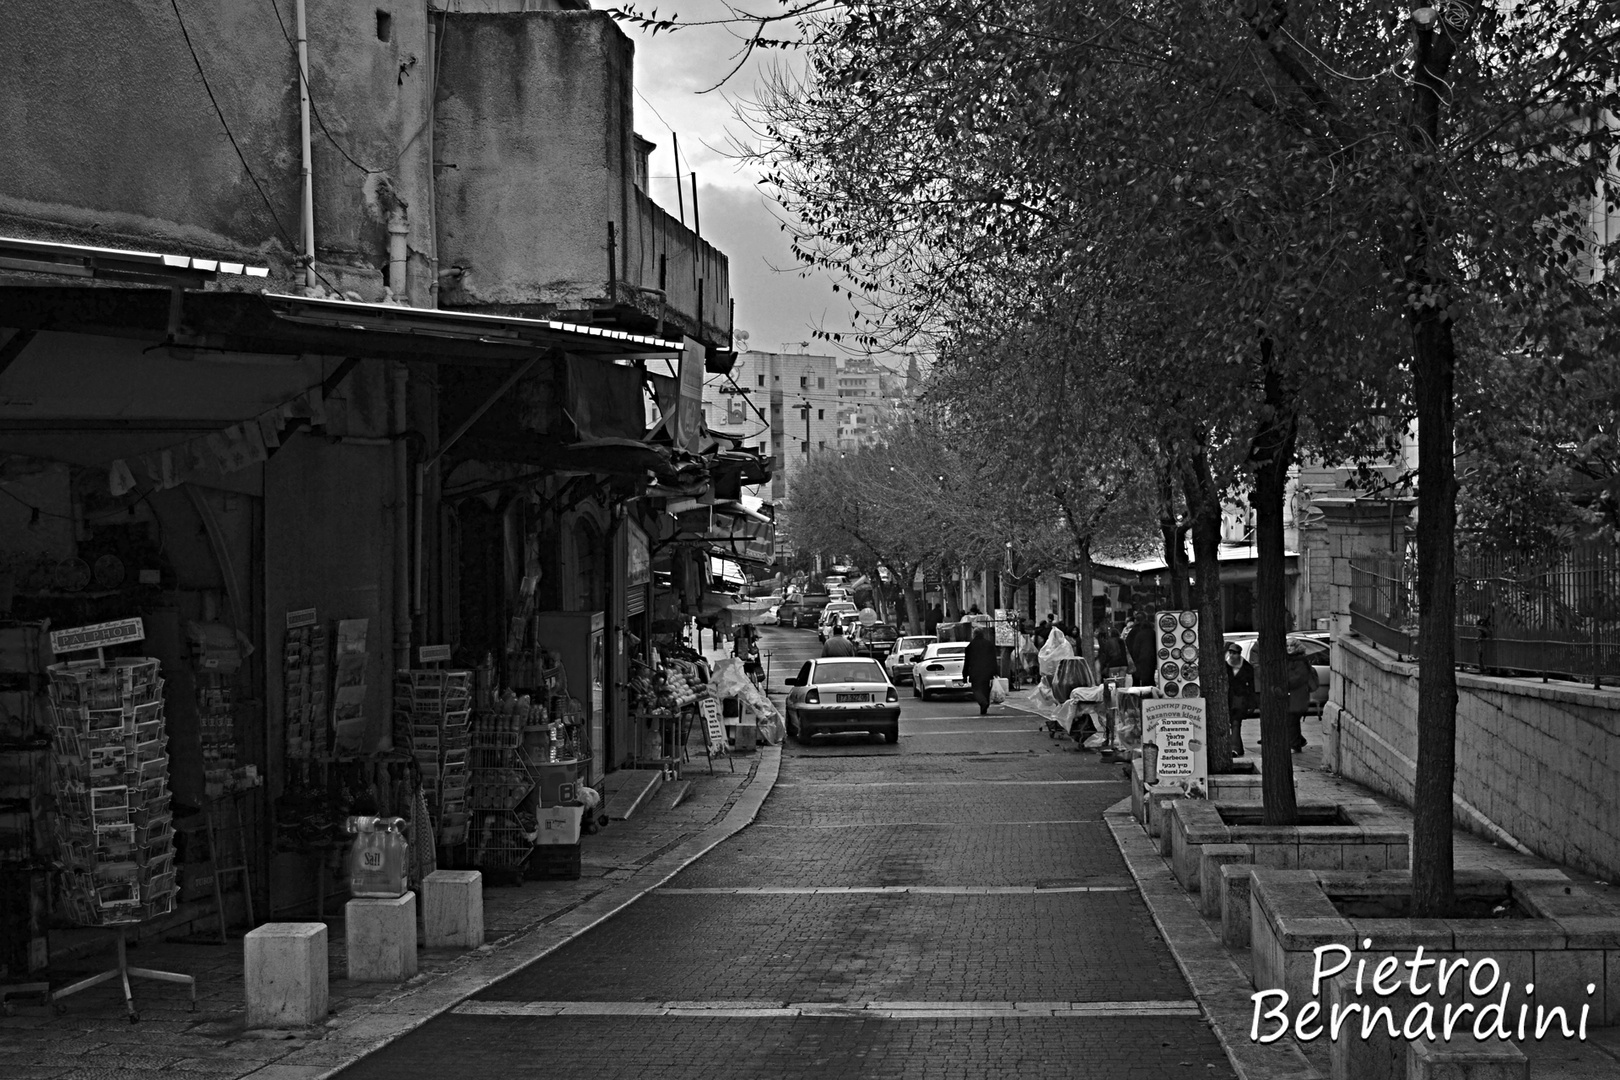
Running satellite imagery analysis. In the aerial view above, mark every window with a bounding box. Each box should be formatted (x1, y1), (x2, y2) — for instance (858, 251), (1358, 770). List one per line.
(774, 374), (779, 382)
(818, 378), (825, 388)
(757, 374), (765, 387)
(819, 441), (826, 450)
(817, 409), (824, 420)
(800, 376), (808, 388)
(811, 659), (887, 684)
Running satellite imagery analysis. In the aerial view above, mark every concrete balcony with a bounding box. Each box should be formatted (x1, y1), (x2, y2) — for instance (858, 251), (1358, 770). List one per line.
(432, 8), (731, 349)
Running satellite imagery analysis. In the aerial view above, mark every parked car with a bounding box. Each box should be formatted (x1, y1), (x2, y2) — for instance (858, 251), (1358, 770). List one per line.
(759, 605), (781, 626)
(818, 610), (862, 643)
(854, 623), (900, 662)
(885, 635), (938, 684)
(912, 641), (971, 700)
(1223, 632), (1331, 716)
(775, 601), (802, 627)
(783, 657), (900, 744)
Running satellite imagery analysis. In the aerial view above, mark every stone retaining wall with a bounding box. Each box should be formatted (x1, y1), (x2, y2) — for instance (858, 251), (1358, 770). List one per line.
(1329, 635), (1620, 882)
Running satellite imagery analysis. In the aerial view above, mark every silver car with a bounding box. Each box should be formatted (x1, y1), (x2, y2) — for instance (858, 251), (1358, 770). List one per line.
(884, 635), (938, 684)
(784, 657), (901, 744)
(911, 641), (970, 700)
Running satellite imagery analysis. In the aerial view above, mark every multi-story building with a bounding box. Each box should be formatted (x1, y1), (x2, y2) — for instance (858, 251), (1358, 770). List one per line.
(704, 348), (839, 497)
(0, 0), (762, 923)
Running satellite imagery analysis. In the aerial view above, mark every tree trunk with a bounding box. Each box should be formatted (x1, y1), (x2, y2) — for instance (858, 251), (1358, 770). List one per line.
(1179, 442), (1234, 774)
(943, 563), (962, 620)
(1407, 24), (1462, 918)
(1253, 350), (1299, 826)
(1157, 461), (1191, 610)
(899, 564), (924, 634)
(1078, 539), (1095, 663)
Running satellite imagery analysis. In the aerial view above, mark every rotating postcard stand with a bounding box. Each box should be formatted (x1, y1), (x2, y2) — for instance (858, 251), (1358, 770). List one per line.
(44, 619), (195, 1022)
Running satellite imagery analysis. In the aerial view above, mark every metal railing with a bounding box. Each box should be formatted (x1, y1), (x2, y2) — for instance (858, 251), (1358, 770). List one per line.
(1350, 543), (1620, 688)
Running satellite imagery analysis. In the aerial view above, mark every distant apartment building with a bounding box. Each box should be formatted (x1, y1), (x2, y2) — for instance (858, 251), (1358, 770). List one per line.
(703, 348), (839, 503)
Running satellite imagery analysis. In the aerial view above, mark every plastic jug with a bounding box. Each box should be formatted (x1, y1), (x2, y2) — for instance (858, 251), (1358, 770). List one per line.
(344, 816), (409, 898)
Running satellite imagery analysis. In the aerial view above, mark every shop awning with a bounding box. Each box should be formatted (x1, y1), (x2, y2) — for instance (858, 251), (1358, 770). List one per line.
(1089, 546), (1299, 586)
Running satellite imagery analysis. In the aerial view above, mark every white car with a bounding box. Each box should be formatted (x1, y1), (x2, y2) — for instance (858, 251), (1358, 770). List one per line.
(759, 605), (780, 626)
(784, 657), (900, 744)
(885, 635), (938, 684)
(912, 641), (970, 699)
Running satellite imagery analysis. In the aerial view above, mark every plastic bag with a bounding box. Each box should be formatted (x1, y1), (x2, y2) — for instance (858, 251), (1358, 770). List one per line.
(990, 676), (1008, 704)
(1031, 681), (1057, 711)
(1038, 630), (1074, 676)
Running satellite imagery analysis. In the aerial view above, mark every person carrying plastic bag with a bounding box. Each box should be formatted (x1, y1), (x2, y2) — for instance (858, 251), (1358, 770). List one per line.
(1037, 628), (1073, 678)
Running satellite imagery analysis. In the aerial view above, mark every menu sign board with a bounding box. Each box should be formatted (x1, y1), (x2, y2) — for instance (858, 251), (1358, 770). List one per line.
(1143, 697), (1208, 798)
(1154, 610), (1203, 699)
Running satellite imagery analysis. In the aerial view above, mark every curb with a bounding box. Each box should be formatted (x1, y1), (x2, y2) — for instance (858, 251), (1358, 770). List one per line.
(241, 745), (783, 1080)
(1103, 798), (1323, 1080)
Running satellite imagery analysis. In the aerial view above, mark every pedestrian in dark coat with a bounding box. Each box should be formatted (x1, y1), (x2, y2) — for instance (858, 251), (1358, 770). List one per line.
(924, 604), (943, 636)
(1284, 642), (1318, 752)
(964, 627), (1000, 716)
(1224, 642), (1256, 756)
(1096, 625), (1130, 677)
(1124, 611), (1157, 686)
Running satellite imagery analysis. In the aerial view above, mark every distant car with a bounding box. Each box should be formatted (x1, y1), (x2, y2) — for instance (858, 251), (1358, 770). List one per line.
(759, 605), (780, 626)
(819, 611), (862, 643)
(912, 641), (971, 700)
(854, 623), (900, 661)
(816, 601), (859, 634)
(1223, 632), (1331, 716)
(885, 635), (938, 684)
(783, 657), (900, 744)
(795, 595), (831, 628)
(775, 601), (802, 627)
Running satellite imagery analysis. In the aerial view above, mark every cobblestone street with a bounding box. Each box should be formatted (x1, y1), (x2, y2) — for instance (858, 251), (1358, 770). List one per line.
(341, 627), (1234, 1079)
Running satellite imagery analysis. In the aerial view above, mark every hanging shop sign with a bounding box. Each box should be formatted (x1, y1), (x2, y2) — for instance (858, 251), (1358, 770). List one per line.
(993, 609), (1016, 647)
(418, 645), (452, 664)
(627, 521), (651, 588)
(286, 607), (318, 629)
(50, 617), (145, 655)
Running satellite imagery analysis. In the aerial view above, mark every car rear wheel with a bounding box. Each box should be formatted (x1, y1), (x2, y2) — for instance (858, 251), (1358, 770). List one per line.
(883, 726), (898, 745)
(919, 688), (931, 701)
(796, 720), (815, 744)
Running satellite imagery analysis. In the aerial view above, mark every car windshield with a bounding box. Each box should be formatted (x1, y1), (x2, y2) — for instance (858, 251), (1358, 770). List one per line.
(811, 660), (888, 685)
(827, 602), (857, 613)
(924, 644), (967, 659)
(897, 637), (935, 652)
(867, 626), (897, 640)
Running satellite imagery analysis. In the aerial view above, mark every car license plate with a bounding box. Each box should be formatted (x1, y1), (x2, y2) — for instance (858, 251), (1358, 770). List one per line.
(836, 693), (871, 703)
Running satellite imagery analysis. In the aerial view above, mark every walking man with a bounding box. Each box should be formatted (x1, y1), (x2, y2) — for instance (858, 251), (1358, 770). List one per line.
(821, 622), (856, 657)
(964, 626), (999, 716)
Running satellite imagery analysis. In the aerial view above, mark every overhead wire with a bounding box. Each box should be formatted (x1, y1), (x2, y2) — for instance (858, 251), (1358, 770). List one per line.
(265, 0), (385, 176)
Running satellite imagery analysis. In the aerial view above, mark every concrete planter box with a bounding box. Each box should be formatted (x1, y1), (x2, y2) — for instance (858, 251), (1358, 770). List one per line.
(1168, 798), (1407, 896)
(1131, 758), (1259, 829)
(1248, 866), (1620, 1032)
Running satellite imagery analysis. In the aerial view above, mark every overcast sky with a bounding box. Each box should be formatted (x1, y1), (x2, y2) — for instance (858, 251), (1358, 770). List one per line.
(622, 4), (868, 359)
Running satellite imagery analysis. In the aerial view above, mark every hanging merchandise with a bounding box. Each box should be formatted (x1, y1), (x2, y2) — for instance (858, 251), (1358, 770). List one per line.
(392, 668), (471, 846)
(331, 619), (370, 752)
(282, 615), (327, 761)
(45, 658), (177, 925)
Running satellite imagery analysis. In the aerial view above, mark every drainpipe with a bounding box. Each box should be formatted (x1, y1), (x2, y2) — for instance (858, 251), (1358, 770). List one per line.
(387, 207), (409, 303)
(295, 0), (316, 289)
(394, 361), (412, 670)
(425, 13), (439, 306)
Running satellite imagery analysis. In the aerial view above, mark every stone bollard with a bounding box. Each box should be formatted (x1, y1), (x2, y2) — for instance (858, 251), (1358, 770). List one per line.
(423, 870), (484, 949)
(244, 922), (328, 1028)
(1219, 863), (1254, 948)
(345, 892), (419, 981)
(1407, 1038), (1527, 1080)
(1199, 844), (1252, 918)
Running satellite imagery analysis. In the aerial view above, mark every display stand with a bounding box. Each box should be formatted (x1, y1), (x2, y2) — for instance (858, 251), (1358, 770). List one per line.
(697, 698), (733, 775)
(394, 667), (472, 848)
(50, 923), (196, 1021)
(43, 625), (193, 1021)
(203, 789), (255, 943)
(464, 689), (540, 884)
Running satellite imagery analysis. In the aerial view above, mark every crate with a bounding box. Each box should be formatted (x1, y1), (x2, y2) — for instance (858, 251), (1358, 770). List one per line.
(525, 842), (581, 880)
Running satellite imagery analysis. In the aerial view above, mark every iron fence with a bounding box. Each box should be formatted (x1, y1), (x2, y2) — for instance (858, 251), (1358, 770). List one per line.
(1349, 543), (1620, 688)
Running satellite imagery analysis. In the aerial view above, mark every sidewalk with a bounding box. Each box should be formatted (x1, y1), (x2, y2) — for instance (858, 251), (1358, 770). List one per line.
(1108, 709), (1620, 1080)
(0, 737), (781, 1080)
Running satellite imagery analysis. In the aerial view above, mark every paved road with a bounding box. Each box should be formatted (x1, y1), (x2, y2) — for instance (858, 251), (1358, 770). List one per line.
(341, 626), (1234, 1079)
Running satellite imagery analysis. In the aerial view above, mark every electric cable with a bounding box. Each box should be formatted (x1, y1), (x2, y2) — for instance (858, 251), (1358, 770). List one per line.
(170, 0), (342, 294)
(265, 0), (385, 176)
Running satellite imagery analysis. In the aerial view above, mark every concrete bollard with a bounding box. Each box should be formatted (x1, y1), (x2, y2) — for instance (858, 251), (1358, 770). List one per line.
(244, 922), (328, 1028)
(1219, 863), (1255, 948)
(1199, 844), (1252, 918)
(1407, 1038), (1528, 1080)
(345, 892), (419, 981)
(423, 870), (484, 949)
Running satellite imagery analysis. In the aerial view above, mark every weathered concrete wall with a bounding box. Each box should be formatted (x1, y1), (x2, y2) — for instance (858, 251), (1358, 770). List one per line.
(0, 1), (433, 300)
(435, 11), (634, 309)
(433, 10), (730, 343)
(1329, 633), (1620, 881)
